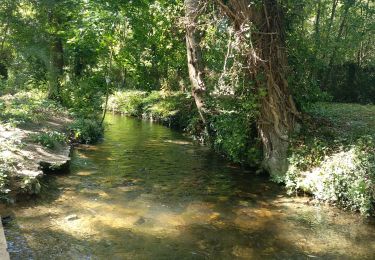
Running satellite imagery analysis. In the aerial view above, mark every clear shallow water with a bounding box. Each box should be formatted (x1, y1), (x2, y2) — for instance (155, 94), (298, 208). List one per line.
(2, 114), (375, 259)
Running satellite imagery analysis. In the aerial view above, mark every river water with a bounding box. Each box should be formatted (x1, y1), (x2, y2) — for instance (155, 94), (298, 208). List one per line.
(2, 114), (375, 259)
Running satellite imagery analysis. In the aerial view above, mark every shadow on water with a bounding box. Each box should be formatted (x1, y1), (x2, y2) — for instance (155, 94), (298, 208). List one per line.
(1, 114), (375, 259)
(2, 217), (33, 259)
(2, 221), (320, 259)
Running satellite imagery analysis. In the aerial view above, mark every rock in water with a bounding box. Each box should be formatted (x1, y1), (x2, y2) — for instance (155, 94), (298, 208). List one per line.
(65, 214), (79, 221)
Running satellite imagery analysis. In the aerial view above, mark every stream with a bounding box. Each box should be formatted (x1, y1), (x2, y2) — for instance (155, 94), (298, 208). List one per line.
(2, 114), (375, 259)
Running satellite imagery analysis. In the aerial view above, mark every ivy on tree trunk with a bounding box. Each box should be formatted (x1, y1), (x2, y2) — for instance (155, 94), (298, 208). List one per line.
(216, 0), (299, 180)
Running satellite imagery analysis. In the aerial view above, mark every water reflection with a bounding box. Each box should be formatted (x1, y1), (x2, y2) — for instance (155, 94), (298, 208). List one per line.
(2, 114), (375, 259)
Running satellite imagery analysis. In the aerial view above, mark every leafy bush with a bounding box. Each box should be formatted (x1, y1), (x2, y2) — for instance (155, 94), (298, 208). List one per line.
(211, 112), (261, 165)
(69, 118), (103, 144)
(30, 131), (67, 149)
(286, 103), (375, 215)
(107, 90), (148, 116)
(286, 136), (375, 215)
(108, 90), (196, 129)
(62, 76), (105, 118)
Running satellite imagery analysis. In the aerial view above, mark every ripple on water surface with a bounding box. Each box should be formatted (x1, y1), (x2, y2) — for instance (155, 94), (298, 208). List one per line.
(2, 114), (375, 259)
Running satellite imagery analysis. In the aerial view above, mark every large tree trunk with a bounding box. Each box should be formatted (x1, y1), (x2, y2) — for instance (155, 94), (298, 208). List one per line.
(216, 0), (299, 180)
(48, 37), (64, 100)
(314, 0), (321, 50)
(47, 7), (64, 101)
(327, 0), (338, 37)
(0, 2), (17, 81)
(184, 0), (207, 125)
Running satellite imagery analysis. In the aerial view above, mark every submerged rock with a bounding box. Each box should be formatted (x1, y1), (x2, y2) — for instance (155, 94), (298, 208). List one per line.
(134, 217), (146, 225)
(65, 214), (79, 221)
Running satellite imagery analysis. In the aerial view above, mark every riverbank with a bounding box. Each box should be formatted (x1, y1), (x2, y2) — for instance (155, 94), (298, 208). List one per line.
(107, 90), (197, 130)
(107, 90), (375, 215)
(0, 91), (72, 200)
(2, 89), (373, 215)
(0, 91), (104, 201)
(286, 103), (375, 215)
(3, 114), (375, 259)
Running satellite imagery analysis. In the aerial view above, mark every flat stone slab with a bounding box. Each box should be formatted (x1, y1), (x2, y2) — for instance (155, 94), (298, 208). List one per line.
(0, 115), (72, 197)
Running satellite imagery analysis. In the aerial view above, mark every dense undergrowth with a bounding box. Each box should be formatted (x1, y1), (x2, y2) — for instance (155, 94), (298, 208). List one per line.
(108, 90), (375, 215)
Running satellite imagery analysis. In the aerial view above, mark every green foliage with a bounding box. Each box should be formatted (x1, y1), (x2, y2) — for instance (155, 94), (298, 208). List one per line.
(143, 91), (195, 129)
(286, 103), (375, 215)
(62, 76), (105, 118)
(30, 131), (66, 149)
(287, 136), (375, 215)
(211, 112), (261, 165)
(108, 90), (148, 116)
(285, 0), (375, 105)
(327, 63), (375, 104)
(0, 90), (66, 126)
(69, 118), (104, 144)
(286, 32), (333, 109)
(108, 90), (196, 129)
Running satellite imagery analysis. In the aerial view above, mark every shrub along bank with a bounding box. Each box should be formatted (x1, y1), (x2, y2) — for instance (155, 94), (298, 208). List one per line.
(107, 90), (196, 130)
(108, 91), (375, 215)
(286, 103), (375, 215)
